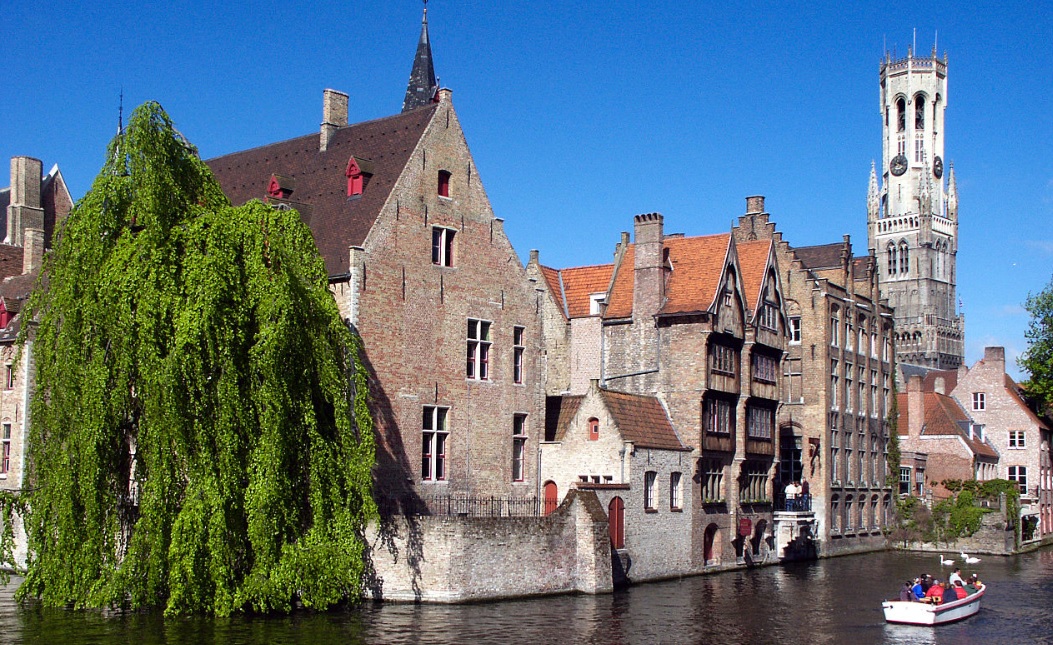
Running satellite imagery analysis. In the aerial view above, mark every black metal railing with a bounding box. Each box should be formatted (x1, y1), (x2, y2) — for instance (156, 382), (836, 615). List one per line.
(377, 494), (542, 518)
(775, 493), (813, 512)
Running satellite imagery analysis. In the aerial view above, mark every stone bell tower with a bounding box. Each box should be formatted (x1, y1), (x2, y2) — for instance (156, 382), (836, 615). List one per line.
(867, 44), (964, 372)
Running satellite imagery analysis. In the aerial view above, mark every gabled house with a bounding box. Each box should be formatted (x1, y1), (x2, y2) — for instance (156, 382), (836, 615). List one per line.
(951, 346), (1052, 541)
(539, 380), (691, 582)
(897, 374), (999, 500)
(207, 11), (544, 511)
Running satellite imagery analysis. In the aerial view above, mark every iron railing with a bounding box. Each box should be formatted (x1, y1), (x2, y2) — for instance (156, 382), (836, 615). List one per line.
(377, 494), (543, 518)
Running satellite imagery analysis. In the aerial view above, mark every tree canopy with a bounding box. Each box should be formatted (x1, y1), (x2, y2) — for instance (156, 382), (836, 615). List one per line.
(1021, 276), (1053, 409)
(13, 102), (376, 615)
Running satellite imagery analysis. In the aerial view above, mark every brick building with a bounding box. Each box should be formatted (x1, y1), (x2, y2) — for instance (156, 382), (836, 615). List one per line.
(897, 374), (999, 500)
(951, 347), (1053, 540)
(733, 196), (896, 556)
(0, 156), (73, 567)
(207, 10), (545, 510)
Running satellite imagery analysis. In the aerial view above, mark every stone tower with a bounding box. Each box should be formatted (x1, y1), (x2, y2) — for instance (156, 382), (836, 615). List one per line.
(867, 45), (964, 372)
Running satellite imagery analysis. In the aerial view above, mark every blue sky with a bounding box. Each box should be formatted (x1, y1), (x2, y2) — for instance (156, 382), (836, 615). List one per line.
(3, 1), (1051, 378)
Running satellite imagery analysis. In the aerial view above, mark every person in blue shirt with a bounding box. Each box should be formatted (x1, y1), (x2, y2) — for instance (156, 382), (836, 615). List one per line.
(911, 577), (925, 600)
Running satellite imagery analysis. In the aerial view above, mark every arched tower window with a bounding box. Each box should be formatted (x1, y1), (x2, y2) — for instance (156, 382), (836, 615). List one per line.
(899, 242), (909, 274)
(896, 98), (906, 133)
(914, 93), (926, 130)
(886, 243), (897, 276)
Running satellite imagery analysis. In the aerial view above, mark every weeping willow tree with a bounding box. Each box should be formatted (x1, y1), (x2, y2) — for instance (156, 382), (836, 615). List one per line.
(14, 102), (376, 615)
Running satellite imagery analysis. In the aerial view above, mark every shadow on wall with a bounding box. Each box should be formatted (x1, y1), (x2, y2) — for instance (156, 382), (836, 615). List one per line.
(356, 348), (427, 602)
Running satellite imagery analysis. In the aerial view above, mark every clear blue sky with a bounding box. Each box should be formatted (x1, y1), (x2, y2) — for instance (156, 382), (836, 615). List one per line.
(3, 1), (1051, 378)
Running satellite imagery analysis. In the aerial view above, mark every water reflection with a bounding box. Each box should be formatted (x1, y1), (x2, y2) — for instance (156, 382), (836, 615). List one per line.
(4, 548), (1053, 644)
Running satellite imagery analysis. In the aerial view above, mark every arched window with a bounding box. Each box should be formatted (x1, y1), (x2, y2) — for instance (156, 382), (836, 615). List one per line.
(887, 243), (897, 275)
(914, 93), (926, 130)
(437, 170), (451, 198)
(588, 417), (599, 441)
(896, 97), (906, 132)
(899, 242), (909, 274)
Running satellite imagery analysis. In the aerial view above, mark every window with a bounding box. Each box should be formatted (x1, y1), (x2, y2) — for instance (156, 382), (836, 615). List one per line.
(972, 392), (986, 411)
(915, 94), (925, 130)
(899, 242), (909, 274)
(588, 417), (599, 441)
(789, 316), (801, 344)
(466, 319), (492, 380)
(589, 293), (605, 316)
(896, 97), (906, 132)
(644, 471), (657, 511)
(899, 467), (911, 495)
(846, 322), (854, 352)
(3, 365), (11, 390)
(0, 423), (9, 475)
(432, 227), (455, 266)
(887, 243), (897, 276)
(1009, 466), (1028, 494)
(710, 343), (737, 376)
(422, 406), (449, 481)
(830, 359), (839, 409)
(747, 405), (774, 440)
(670, 472), (683, 510)
(1009, 430), (1026, 449)
(512, 414), (527, 482)
(437, 170), (451, 198)
(758, 302), (778, 331)
(914, 136), (925, 163)
(830, 311), (840, 346)
(345, 157), (373, 197)
(752, 353), (777, 384)
(702, 459), (724, 502)
(704, 397), (734, 435)
(513, 326), (525, 384)
(741, 461), (768, 502)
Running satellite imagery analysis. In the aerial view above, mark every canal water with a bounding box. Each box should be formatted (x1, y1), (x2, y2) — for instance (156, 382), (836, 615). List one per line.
(3, 548), (1053, 644)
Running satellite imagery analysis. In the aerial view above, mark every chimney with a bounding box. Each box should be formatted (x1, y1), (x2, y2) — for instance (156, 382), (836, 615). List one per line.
(7, 157), (44, 247)
(933, 376), (945, 395)
(745, 195), (765, 214)
(984, 347), (1005, 373)
(907, 375), (924, 439)
(529, 249), (539, 266)
(632, 213), (664, 319)
(320, 89), (349, 152)
(22, 228), (43, 275)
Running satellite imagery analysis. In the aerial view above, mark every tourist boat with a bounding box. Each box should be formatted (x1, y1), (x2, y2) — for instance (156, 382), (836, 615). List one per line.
(882, 584), (986, 625)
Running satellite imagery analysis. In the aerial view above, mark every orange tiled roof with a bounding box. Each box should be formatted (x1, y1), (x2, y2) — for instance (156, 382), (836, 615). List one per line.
(561, 264), (614, 319)
(604, 244), (635, 319)
(736, 239), (772, 314)
(539, 265), (565, 316)
(661, 234), (731, 316)
(897, 391), (998, 458)
(599, 389), (688, 451)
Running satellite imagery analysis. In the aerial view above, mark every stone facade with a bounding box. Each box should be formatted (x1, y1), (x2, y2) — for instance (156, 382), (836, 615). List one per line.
(733, 197), (896, 557)
(867, 49), (964, 371)
(951, 347), (1053, 539)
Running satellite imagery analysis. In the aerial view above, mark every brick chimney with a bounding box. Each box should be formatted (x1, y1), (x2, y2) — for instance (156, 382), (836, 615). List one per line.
(22, 228), (43, 275)
(983, 346), (1005, 373)
(7, 157), (44, 246)
(907, 375), (924, 439)
(745, 195), (765, 214)
(633, 213), (664, 319)
(320, 89), (349, 152)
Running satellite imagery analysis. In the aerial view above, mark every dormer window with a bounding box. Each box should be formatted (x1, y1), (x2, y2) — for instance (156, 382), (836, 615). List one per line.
(346, 156), (374, 198)
(437, 170), (451, 198)
(266, 174), (295, 200)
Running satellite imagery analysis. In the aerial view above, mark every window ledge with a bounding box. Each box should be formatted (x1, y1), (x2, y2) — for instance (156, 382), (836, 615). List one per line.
(644, 508), (658, 514)
(438, 196), (453, 202)
(670, 507), (683, 513)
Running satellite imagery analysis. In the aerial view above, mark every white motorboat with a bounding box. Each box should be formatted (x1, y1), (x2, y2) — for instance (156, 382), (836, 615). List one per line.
(882, 584), (985, 625)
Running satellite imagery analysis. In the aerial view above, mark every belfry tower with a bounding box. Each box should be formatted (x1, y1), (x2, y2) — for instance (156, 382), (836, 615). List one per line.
(867, 45), (964, 372)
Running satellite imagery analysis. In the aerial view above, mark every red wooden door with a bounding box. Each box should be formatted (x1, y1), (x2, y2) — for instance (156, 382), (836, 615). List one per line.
(608, 497), (625, 549)
(543, 481), (558, 516)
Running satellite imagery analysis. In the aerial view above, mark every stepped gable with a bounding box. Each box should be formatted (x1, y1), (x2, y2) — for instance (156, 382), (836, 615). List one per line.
(599, 389), (688, 451)
(206, 104), (438, 276)
(737, 238), (773, 313)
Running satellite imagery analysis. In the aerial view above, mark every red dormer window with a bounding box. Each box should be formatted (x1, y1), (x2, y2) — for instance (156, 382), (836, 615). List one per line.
(346, 156), (374, 198)
(266, 174), (295, 200)
(437, 170), (451, 198)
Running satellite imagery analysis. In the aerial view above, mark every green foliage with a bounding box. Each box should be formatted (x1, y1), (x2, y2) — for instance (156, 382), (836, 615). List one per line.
(885, 381), (901, 490)
(1020, 275), (1053, 409)
(13, 102), (376, 615)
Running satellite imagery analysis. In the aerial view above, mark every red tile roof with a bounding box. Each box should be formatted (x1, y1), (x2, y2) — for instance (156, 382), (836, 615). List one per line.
(599, 389), (688, 451)
(604, 234), (732, 319)
(897, 391), (999, 459)
(736, 239), (772, 314)
(207, 105), (438, 276)
(561, 264), (613, 319)
(539, 265), (565, 316)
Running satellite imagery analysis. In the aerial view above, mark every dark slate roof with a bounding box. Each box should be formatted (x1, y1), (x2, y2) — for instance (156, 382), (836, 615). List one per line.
(0, 245), (23, 282)
(402, 8), (438, 112)
(206, 105), (438, 276)
(600, 389), (689, 451)
(792, 243), (843, 270)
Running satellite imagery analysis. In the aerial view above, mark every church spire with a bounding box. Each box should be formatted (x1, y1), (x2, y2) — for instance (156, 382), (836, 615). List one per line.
(402, 2), (438, 113)
(947, 162), (958, 220)
(867, 160), (880, 221)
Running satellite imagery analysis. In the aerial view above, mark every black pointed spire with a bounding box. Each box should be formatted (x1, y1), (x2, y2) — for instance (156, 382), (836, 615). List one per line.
(402, 1), (438, 113)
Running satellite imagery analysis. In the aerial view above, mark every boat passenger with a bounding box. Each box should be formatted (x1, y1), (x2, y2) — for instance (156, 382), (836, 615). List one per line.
(948, 567), (963, 587)
(910, 577), (925, 600)
(899, 581), (913, 601)
(942, 581), (960, 604)
(923, 580), (944, 604)
(953, 580), (968, 600)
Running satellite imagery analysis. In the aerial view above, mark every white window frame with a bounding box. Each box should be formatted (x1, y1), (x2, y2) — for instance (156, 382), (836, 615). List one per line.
(431, 226), (456, 267)
(422, 406), (449, 482)
(670, 472), (682, 511)
(972, 392), (986, 411)
(467, 318), (492, 381)
(788, 316), (801, 344)
(644, 471), (657, 511)
(512, 414), (527, 482)
(1009, 430), (1026, 449)
(512, 326), (525, 385)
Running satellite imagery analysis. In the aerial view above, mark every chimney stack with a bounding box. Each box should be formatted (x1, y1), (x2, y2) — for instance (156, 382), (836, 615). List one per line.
(633, 213), (664, 319)
(7, 157), (44, 246)
(320, 89), (349, 152)
(745, 195), (765, 214)
(907, 375), (924, 439)
(983, 346), (1005, 373)
(22, 228), (43, 275)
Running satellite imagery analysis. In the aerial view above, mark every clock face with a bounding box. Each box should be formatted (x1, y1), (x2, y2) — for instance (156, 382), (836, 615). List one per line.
(890, 154), (908, 176)
(933, 156), (944, 179)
